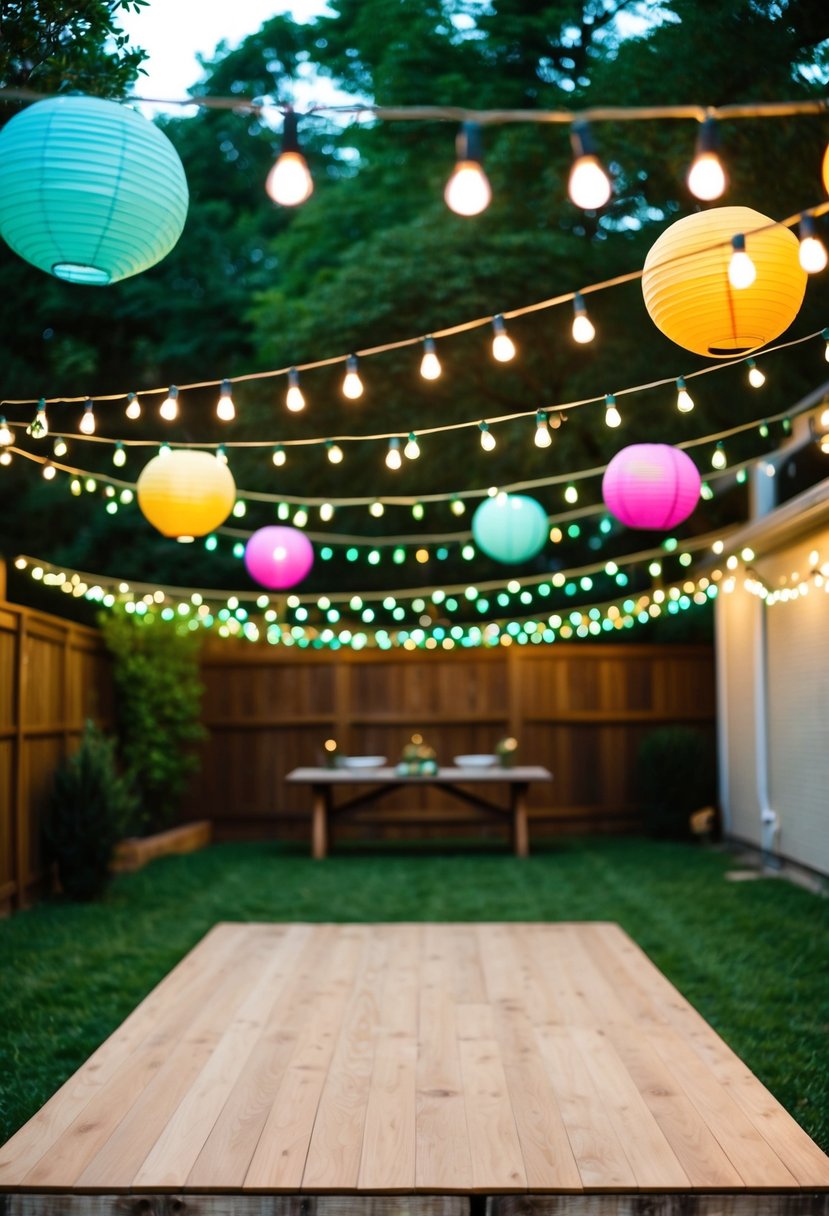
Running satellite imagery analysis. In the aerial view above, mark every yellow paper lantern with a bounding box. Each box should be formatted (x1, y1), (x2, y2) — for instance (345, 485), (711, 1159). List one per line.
(137, 449), (236, 540)
(641, 206), (806, 358)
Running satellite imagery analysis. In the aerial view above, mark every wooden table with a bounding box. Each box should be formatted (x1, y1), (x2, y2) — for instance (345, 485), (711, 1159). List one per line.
(286, 765), (553, 859)
(2, 922), (828, 1216)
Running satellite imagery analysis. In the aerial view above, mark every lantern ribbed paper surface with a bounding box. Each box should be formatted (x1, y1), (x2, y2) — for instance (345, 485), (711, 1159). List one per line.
(602, 444), (701, 529)
(137, 451), (235, 539)
(472, 494), (548, 564)
(641, 206), (805, 357)
(0, 95), (188, 285)
(245, 526), (314, 589)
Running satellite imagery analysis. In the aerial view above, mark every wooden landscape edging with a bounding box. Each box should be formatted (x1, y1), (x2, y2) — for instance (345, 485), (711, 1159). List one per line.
(111, 820), (213, 873)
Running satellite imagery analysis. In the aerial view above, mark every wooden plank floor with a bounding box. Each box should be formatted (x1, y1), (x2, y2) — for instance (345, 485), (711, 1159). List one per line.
(1, 922), (828, 1200)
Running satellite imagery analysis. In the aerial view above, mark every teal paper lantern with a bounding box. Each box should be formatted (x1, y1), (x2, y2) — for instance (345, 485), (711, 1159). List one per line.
(0, 95), (188, 285)
(472, 494), (549, 564)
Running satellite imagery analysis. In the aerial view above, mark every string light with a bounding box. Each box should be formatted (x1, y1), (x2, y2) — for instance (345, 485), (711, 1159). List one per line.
(798, 214), (827, 273)
(0, 449), (13, 466)
(824, 329), (829, 363)
(159, 386), (179, 421)
(728, 234), (756, 288)
(27, 399), (48, 438)
(0, 417), (10, 446)
(450, 496), (466, 516)
(571, 292), (595, 343)
(125, 391), (141, 420)
(711, 441), (727, 469)
(342, 354), (363, 400)
(604, 393), (621, 428)
(272, 445), (286, 467)
(419, 336), (441, 380)
(265, 111), (313, 207)
(491, 315), (516, 362)
(286, 367), (305, 412)
(404, 432), (421, 459)
(746, 358), (766, 388)
(534, 409), (552, 448)
(676, 377), (694, 413)
(42, 461), (56, 480)
(326, 440), (344, 464)
(53, 436), (67, 457)
(568, 121), (612, 210)
(479, 420), (496, 451)
(113, 442), (127, 468)
(216, 379), (235, 422)
(79, 399), (96, 435)
(319, 502), (334, 522)
(369, 500), (385, 518)
(687, 117), (726, 201)
(216, 444), (228, 465)
(385, 437), (402, 470)
(444, 122), (491, 217)
(564, 483), (579, 504)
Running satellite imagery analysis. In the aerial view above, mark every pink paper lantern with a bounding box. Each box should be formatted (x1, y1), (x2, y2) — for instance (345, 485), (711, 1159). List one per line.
(244, 526), (314, 589)
(602, 444), (701, 530)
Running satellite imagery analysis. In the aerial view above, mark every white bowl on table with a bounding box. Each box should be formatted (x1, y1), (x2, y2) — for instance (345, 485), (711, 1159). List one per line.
(453, 754), (498, 768)
(342, 755), (387, 769)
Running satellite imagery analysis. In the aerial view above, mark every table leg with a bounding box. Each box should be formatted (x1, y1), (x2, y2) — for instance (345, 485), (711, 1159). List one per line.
(511, 782), (529, 858)
(311, 785), (329, 860)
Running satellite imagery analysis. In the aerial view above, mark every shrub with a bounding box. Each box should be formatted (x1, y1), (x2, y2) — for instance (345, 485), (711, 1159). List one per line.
(43, 721), (136, 901)
(638, 726), (716, 840)
(99, 608), (206, 835)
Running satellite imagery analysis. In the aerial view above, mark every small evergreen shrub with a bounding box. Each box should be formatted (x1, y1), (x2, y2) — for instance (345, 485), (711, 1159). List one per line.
(43, 722), (136, 901)
(638, 726), (716, 840)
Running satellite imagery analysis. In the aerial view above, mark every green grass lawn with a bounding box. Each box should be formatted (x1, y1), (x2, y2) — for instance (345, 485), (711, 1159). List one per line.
(1, 836), (827, 1152)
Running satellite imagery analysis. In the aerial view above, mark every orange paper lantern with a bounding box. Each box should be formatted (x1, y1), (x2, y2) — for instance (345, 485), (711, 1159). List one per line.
(137, 449), (236, 540)
(641, 206), (806, 358)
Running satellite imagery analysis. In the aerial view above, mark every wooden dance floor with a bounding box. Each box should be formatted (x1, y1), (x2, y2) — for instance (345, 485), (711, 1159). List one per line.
(1, 922), (828, 1215)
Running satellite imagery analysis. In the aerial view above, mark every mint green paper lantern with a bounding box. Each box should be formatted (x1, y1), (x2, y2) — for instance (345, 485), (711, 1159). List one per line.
(472, 493), (549, 564)
(0, 95), (188, 285)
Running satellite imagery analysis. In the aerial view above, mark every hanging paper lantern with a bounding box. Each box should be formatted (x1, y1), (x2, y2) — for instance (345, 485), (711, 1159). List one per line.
(472, 494), (548, 564)
(602, 444), (701, 530)
(0, 95), (188, 285)
(641, 206), (806, 358)
(137, 450), (235, 540)
(245, 526), (314, 590)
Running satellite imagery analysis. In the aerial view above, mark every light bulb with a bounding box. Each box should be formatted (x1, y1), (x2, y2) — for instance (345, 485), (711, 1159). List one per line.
(28, 400), (48, 438)
(799, 215), (827, 274)
(564, 483), (579, 505)
(216, 445), (228, 465)
(113, 443), (127, 468)
(386, 437), (402, 470)
(265, 113), (313, 206)
(712, 443), (727, 470)
(42, 461), (56, 480)
(728, 235), (756, 289)
(404, 432), (420, 460)
(159, 386), (179, 421)
(272, 445), (286, 467)
(326, 441), (344, 464)
(746, 359), (765, 388)
(342, 355), (363, 400)
(79, 400), (96, 435)
(320, 502), (334, 522)
(604, 395), (621, 428)
(571, 292), (595, 343)
(369, 500), (385, 517)
(444, 122), (491, 216)
(420, 336), (441, 380)
(0, 450), (11, 466)
(491, 315), (516, 362)
(125, 392), (141, 420)
(216, 379), (235, 422)
(687, 118), (726, 201)
(824, 329), (829, 362)
(568, 122), (611, 210)
(451, 497), (466, 516)
(676, 377), (695, 413)
(53, 437), (67, 457)
(286, 367), (305, 412)
(0, 417), (12, 446)
(534, 410), (552, 448)
(479, 421), (496, 451)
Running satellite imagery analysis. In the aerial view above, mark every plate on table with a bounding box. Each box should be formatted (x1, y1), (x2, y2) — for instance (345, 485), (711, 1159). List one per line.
(342, 755), (387, 769)
(453, 754), (498, 768)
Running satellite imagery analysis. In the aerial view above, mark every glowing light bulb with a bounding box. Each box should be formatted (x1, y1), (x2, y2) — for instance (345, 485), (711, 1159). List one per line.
(799, 215), (827, 274)
(444, 122), (491, 216)
(746, 359), (766, 388)
(265, 113), (313, 206)
(159, 386), (179, 421)
(568, 122), (611, 210)
(113, 443), (126, 468)
(125, 392), (141, 420)
(571, 292), (595, 343)
(320, 502), (334, 522)
(491, 315), (516, 362)
(42, 461), (56, 480)
(216, 445), (228, 465)
(79, 400), (96, 435)
(450, 497), (466, 516)
(728, 235), (755, 289)
(604, 395), (621, 428)
(564, 483), (579, 505)
(824, 329), (829, 362)
(27, 399), (48, 438)
(272, 445), (286, 467)
(0, 450), (11, 466)
(711, 443), (727, 470)
(0, 417), (12, 446)
(676, 377), (694, 413)
(534, 410), (552, 448)
(404, 432), (420, 460)
(286, 367), (305, 412)
(479, 421), (496, 451)
(420, 336), (441, 380)
(342, 354), (363, 400)
(687, 118), (726, 201)
(386, 437), (402, 470)
(369, 500), (385, 518)
(326, 441), (344, 464)
(216, 379), (235, 422)
(53, 437), (67, 457)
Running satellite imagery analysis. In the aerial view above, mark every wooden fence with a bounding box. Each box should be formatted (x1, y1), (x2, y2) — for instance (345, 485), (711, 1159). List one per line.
(0, 568), (113, 911)
(184, 640), (716, 847)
